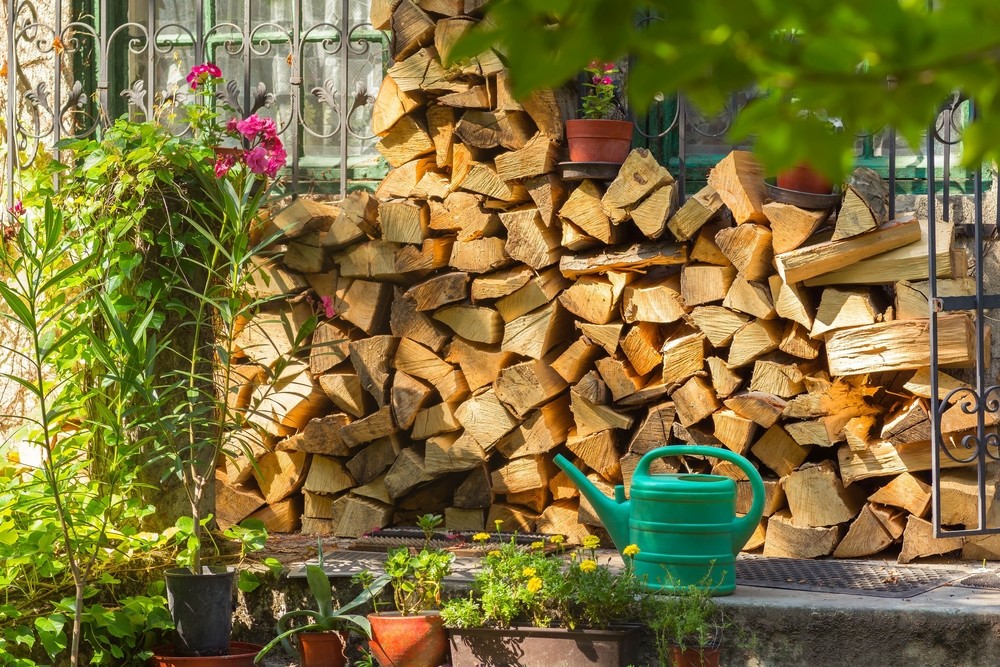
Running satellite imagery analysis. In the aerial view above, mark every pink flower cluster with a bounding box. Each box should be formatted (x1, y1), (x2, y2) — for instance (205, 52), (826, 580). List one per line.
(187, 63), (222, 90)
(214, 112), (288, 179)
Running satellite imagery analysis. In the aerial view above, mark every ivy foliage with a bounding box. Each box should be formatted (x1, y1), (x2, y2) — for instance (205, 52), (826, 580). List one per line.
(457, 0), (1000, 178)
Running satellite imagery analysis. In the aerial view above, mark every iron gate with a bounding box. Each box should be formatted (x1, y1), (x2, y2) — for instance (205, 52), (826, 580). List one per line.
(1, 0), (388, 206)
(927, 96), (1000, 537)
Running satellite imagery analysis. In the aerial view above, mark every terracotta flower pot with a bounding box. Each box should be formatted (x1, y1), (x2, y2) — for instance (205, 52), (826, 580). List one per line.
(775, 163), (834, 194)
(297, 631), (349, 667)
(368, 611), (447, 667)
(668, 644), (721, 667)
(148, 642), (263, 667)
(565, 119), (633, 164)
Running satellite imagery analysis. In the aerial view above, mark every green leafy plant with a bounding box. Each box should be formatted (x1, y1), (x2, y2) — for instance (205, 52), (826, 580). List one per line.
(441, 534), (650, 631)
(579, 62), (620, 119)
(375, 514), (453, 616)
(254, 540), (390, 663)
(648, 574), (727, 662)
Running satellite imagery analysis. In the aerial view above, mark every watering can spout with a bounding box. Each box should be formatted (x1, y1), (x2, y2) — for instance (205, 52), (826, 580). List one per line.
(552, 454), (631, 550)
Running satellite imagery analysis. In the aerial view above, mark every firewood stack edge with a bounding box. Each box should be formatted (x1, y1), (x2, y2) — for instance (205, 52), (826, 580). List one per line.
(215, 0), (997, 563)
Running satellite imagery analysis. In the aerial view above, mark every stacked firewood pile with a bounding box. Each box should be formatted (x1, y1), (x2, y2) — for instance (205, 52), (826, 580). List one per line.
(214, 0), (996, 562)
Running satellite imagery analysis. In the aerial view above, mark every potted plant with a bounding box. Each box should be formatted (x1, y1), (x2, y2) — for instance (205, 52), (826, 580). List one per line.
(775, 110), (843, 194)
(441, 533), (649, 667)
(566, 61), (633, 164)
(134, 61), (288, 660)
(366, 514), (454, 667)
(649, 579), (727, 667)
(253, 540), (390, 667)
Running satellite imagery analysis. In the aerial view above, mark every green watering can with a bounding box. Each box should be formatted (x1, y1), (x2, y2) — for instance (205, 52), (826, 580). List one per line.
(553, 445), (764, 596)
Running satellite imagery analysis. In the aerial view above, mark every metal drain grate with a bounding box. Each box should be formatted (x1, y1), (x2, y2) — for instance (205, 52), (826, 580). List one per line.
(951, 570), (1000, 590)
(736, 555), (967, 598)
(287, 550), (481, 582)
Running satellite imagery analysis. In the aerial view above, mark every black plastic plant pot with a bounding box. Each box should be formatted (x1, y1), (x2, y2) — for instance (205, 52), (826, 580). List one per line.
(164, 566), (236, 657)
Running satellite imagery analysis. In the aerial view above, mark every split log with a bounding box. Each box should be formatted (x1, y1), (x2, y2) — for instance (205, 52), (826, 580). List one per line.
(265, 198), (337, 241)
(347, 437), (400, 486)
(250, 363), (332, 437)
(750, 360), (806, 398)
(667, 185), (725, 241)
(373, 74), (425, 137)
(445, 508), (485, 532)
(254, 450), (310, 505)
(461, 162), (529, 202)
(340, 405), (398, 448)
(449, 237), (513, 273)
(246, 256), (309, 299)
(723, 276), (776, 320)
(713, 409), (757, 455)
(391, 371), (434, 430)
(762, 511), (841, 559)
(622, 273), (686, 324)
(250, 497), (303, 534)
(769, 276), (815, 329)
(552, 336), (604, 384)
(558, 242), (688, 280)
(621, 323), (664, 376)
(559, 180), (615, 243)
(627, 402), (676, 455)
(384, 448), (433, 500)
(559, 273), (628, 325)
(832, 167), (889, 241)
(728, 319), (783, 369)
(495, 134), (558, 181)
(215, 476), (266, 530)
(783, 461), (865, 527)
(774, 215), (921, 284)
(411, 401), (461, 439)
(495, 267), (570, 322)
(714, 224), (773, 281)
(680, 264), (737, 307)
(491, 456), (557, 495)
(837, 438), (976, 485)
(390, 0), (437, 61)
(689, 306), (751, 348)
(689, 222), (731, 265)
(433, 304), (504, 344)
(832, 503), (895, 558)
(810, 288), (880, 338)
(725, 392), (787, 428)
(898, 515), (964, 564)
(566, 429), (623, 483)
(903, 368), (972, 403)
(234, 304), (313, 368)
(455, 465), (494, 509)
(706, 150), (767, 224)
(570, 384), (634, 436)
(880, 399), (930, 444)
(376, 115), (435, 167)
(349, 336), (399, 407)
(393, 337), (469, 402)
(391, 290), (450, 352)
(660, 332), (706, 386)
(601, 148), (674, 219)
(577, 322), (624, 356)
(447, 338), (516, 391)
(631, 184), (678, 239)
(303, 456), (355, 496)
(424, 432), (487, 475)
(394, 238), (454, 273)
(501, 301), (571, 360)
(751, 425), (810, 477)
(494, 358), (569, 418)
(671, 376), (722, 427)
(707, 357), (743, 397)
(536, 500), (591, 544)
(779, 322), (822, 360)
(405, 272), (469, 311)
(525, 174), (568, 227)
(336, 495), (393, 538)
(894, 277), (974, 320)
(454, 389), (520, 448)
(762, 202), (830, 254)
(826, 313), (975, 376)
(496, 395), (573, 459)
(487, 503), (538, 533)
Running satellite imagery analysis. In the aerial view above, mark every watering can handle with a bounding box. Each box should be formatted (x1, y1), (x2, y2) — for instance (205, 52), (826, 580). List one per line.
(634, 445), (765, 553)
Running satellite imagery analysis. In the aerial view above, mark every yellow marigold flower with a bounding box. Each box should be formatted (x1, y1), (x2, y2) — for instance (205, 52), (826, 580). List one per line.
(522, 567), (537, 577)
(472, 532), (491, 542)
(494, 519), (504, 532)
(623, 544), (640, 557)
(579, 559), (598, 573)
(488, 549), (502, 558)
(549, 535), (564, 545)
(526, 576), (543, 593)
(530, 541), (544, 550)
(582, 535), (601, 549)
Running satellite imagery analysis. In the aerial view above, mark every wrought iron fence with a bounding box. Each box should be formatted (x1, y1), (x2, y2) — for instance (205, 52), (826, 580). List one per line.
(2, 0), (389, 206)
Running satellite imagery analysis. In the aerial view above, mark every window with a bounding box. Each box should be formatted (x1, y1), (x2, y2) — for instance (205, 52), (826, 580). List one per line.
(104, 0), (389, 193)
